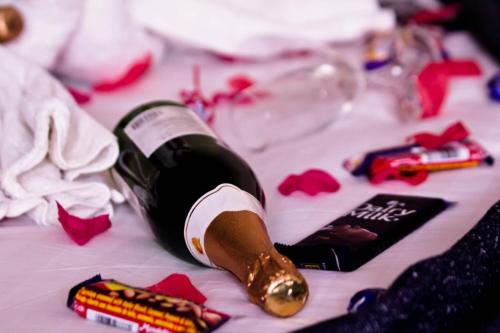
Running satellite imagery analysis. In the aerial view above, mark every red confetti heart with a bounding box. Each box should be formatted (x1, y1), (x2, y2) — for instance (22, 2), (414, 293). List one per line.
(146, 273), (207, 305)
(57, 202), (111, 246)
(278, 169), (341, 196)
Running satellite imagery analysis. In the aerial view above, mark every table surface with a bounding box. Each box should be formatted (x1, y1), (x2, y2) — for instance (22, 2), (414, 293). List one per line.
(2, 33), (500, 333)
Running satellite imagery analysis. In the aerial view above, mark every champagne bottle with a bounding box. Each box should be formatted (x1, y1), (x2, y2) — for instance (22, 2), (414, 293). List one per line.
(112, 101), (308, 317)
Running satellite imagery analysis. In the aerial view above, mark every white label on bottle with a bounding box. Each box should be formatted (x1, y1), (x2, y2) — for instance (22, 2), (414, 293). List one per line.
(184, 183), (265, 267)
(124, 105), (216, 157)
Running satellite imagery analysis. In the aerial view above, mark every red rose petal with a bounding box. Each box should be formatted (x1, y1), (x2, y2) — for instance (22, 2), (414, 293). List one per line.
(443, 59), (482, 76)
(416, 60), (481, 119)
(278, 169), (341, 196)
(407, 121), (470, 149)
(370, 158), (428, 186)
(146, 273), (207, 305)
(57, 202), (111, 246)
(228, 74), (255, 92)
(409, 4), (461, 24)
(416, 62), (449, 119)
(93, 53), (152, 92)
(66, 87), (91, 105)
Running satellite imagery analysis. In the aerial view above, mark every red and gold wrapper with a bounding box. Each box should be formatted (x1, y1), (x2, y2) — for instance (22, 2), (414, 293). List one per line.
(376, 140), (493, 173)
(67, 275), (229, 333)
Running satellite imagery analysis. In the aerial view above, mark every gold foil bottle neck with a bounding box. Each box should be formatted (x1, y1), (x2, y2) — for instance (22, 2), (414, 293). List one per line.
(204, 210), (308, 317)
(0, 6), (23, 44)
(246, 251), (308, 317)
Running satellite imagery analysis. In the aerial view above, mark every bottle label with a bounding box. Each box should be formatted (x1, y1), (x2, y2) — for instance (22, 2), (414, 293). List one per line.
(184, 183), (265, 267)
(124, 105), (216, 157)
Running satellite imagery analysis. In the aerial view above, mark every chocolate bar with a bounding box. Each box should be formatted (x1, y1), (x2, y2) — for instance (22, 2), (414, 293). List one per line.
(67, 275), (229, 333)
(275, 194), (451, 271)
(377, 140), (494, 172)
(344, 140), (493, 178)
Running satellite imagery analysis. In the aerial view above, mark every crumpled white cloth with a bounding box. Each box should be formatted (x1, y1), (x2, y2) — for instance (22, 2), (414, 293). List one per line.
(130, 0), (395, 58)
(0, 46), (120, 225)
(3, 0), (163, 85)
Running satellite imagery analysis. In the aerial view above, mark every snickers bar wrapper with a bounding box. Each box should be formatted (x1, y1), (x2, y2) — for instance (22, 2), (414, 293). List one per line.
(67, 275), (229, 333)
(275, 194), (451, 271)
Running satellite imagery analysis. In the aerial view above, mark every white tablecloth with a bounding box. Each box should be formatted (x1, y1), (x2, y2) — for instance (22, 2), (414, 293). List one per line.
(1, 33), (500, 333)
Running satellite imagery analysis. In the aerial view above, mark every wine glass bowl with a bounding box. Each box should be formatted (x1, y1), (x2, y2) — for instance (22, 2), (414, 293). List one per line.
(230, 58), (364, 151)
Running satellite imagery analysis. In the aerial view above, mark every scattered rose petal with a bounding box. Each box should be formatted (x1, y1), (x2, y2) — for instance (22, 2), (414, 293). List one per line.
(370, 158), (428, 186)
(212, 52), (240, 63)
(415, 62), (449, 119)
(67, 87), (91, 105)
(210, 73), (257, 105)
(93, 53), (152, 92)
(444, 59), (482, 76)
(228, 74), (255, 92)
(57, 202), (111, 246)
(278, 169), (341, 196)
(416, 60), (481, 118)
(146, 273), (207, 305)
(409, 4), (461, 24)
(179, 69), (261, 124)
(407, 121), (470, 149)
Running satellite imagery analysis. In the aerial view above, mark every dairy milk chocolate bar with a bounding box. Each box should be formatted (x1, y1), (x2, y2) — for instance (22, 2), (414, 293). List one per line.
(275, 194), (451, 271)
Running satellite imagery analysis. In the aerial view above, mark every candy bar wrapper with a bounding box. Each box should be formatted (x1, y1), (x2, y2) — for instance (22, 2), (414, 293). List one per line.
(275, 194), (452, 271)
(343, 144), (416, 176)
(67, 275), (229, 333)
(382, 140), (494, 172)
(344, 139), (494, 177)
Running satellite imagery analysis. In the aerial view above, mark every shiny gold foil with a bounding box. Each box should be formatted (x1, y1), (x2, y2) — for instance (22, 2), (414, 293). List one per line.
(204, 211), (308, 317)
(0, 6), (23, 44)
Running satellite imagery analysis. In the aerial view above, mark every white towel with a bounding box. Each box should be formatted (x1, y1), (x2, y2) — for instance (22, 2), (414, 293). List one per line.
(130, 0), (395, 58)
(3, 0), (163, 85)
(0, 46), (119, 225)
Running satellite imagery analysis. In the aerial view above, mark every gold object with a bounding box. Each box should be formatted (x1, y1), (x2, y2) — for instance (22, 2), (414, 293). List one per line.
(0, 6), (23, 44)
(204, 210), (309, 317)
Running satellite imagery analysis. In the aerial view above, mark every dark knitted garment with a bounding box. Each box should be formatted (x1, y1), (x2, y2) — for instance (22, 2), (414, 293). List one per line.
(294, 201), (500, 333)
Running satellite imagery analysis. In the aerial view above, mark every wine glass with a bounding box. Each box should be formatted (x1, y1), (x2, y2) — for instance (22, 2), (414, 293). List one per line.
(230, 56), (364, 152)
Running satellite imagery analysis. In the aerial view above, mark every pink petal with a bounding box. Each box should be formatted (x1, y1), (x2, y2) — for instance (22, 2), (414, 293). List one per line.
(369, 158), (428, 186)
(146, 273), (207, 305)
(443, 59), (482, 76)
(57, 202), (111, 246)
(227, 74), (255, 92)
(416, 62), (449, 119)
(66, 87), (91, 105)
(417, 60), (481, 119)
(93, 53), (152, 92)
(278, 169), (341, 196)
(409, 4), (461, 24)
(407, 121), (470, 149)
